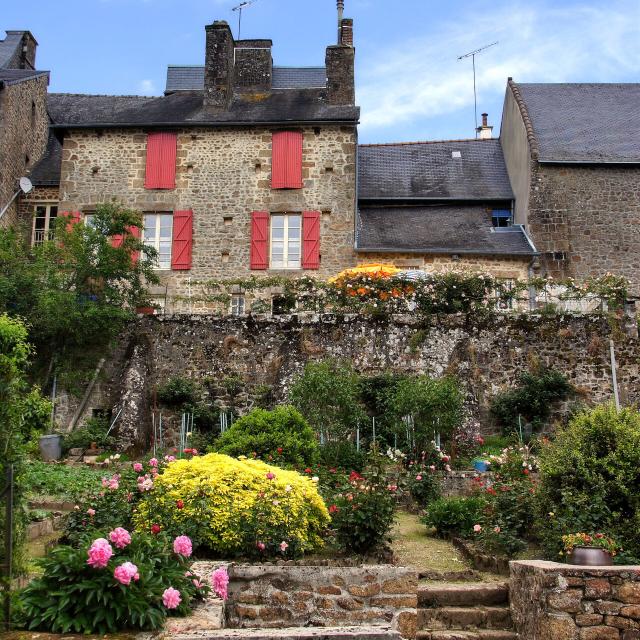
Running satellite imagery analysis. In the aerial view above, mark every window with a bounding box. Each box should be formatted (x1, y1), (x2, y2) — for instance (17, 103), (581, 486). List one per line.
(495, 279), (515, 310)
(271, 131), (303, 189)
(32, 204), (58, 245)
(230, 294), (245, 316)
(143, 213), (173, 269)
(83, 213), (96, 228)
(491, 209), (512, 227)
(270, 213), (301, 269)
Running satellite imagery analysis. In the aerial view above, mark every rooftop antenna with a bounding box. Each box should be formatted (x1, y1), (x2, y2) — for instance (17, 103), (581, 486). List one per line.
(232, 0), (258, 40)
(337, 0), (345, 44)
(458, 41), (498, 137)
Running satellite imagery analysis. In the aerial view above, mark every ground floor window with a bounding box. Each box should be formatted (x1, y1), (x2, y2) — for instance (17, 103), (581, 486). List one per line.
(270, 213), (301, 269)
(230, 294), (245, 316)
(32, 203), (58, 245)
(143, 213), (173, 269)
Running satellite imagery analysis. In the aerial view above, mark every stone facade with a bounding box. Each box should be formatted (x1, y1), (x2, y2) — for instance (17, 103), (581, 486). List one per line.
(226, 563), (417, 637)
(510, 560), (640, 640)
(57, 125), (357, 312)
(0, 74), (49, 227)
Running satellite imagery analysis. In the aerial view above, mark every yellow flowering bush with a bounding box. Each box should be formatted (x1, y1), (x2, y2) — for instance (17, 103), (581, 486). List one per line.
(134, 453), (329, 558)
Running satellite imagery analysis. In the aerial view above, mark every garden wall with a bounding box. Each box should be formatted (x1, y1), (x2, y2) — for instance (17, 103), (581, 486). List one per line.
(226, 563), (417, 638)
(60, 311), (640, 450)
(510, 560), (640, 639)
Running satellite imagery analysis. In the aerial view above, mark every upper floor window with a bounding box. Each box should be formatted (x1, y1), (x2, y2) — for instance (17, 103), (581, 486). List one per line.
(143, 213), (173, 269)
(145, 132), (177, 190)
(32, 204), (58, 246)
(270, 213), (301, 269)
(491, 209), (512, 228)
(271, 131), (303, 189)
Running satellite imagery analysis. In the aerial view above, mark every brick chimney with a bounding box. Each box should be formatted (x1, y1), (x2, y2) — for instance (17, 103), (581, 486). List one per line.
(204, 21), (234, 109)
(326, 18), (355, 105)
(477, 112), (494, 140)
(233, 39), (273, 94)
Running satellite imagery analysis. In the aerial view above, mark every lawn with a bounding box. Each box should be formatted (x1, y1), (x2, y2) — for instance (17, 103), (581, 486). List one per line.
(23, 460), (104, 502)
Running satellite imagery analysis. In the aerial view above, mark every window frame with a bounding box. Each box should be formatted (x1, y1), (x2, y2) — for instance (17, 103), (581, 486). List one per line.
(269, 212), (302, 270)
(230, 294), (246, 317)
(31, 203), (59, 246)
(143, 212), (173, 270)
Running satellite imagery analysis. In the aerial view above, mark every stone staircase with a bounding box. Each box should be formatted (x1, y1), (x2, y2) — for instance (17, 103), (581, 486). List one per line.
(416, 582), (518, 640)
(168, 626), (402, 639)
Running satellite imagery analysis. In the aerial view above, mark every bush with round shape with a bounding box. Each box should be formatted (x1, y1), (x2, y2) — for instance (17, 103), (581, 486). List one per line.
(213, 406), (318, 466)
(134, 453), (329, 558)
(422, 496), (487, 539)
(536, 404), (640, 561)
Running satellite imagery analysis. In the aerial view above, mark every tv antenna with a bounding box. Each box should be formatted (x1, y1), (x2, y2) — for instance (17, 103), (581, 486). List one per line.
(458, 41), (498, 137)
(232, 0), (259, 40)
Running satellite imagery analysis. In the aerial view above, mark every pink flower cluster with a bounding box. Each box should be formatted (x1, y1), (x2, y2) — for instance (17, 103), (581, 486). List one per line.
(211, 567), (229, 601)
(133, 462), (144, 473)
(137, 475), (154, 492)
(109, 527), (132, 549)
(162, 587), (181, 609)
(87, 538), (113, 569)
(173, 535), (192, 557)
(101, 474), (120, 491)
(114, 561), (139, 585)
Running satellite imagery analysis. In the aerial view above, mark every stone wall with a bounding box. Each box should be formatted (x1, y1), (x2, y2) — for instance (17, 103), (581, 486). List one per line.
(510, 560), (640, 640)
(0, 75), (49, 227)
(226, 563), (417, 637)
(62, 311), (640, 449)
(57, 124), (358, 312)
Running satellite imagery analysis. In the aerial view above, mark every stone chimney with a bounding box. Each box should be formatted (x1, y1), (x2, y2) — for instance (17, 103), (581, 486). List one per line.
(204, 21), (234, 109)
(326, 18), (355, 105)
(6, 31), (37, 69)
(233, 39), (273, 94)
(477, 112), (494, 139)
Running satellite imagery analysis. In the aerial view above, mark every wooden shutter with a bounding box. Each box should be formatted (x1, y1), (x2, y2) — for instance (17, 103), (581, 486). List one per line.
(171, 210), (193, 270)
(111, 226), (141, 264)
(271, 131), (303, 189)
(302, 210), (321, 270)
(145, 132), (177, 189)
(250, 211), (269, 270)
(61, 210), (82, 232)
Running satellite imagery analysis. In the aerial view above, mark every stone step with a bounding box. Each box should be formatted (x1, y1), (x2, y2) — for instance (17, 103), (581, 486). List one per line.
(418, 583), (510, 608)
(418, 605), (512, 631)
(168, 626), (402, 640)
(416, 630), (518, 640)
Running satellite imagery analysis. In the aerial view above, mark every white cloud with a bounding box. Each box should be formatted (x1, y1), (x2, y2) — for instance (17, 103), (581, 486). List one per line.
(138, 79), (156, 95)
(358, 1), (640, 132)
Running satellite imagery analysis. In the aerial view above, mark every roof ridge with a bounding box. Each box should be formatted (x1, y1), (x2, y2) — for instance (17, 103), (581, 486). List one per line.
(508, 79), (540, 161)
(359, 138), (495, 147)
(49, 92), (156, 99)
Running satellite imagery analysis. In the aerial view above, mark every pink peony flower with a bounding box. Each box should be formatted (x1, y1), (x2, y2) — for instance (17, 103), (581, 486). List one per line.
(109, 527), (132, 549)
(173, 535), (193, 557)
(114, 561), (138, 585)
(256, 541), (266, 552)
(494, 526), (501, 533)
(266, 472), (276, 480)
(87, 538), (113, 569)
(416, 475), (423, 481)
(87, 508), (96, 517)
(473, 524), (482, 533)
(162, 587), (182, 609)
(133, 462), (144, 473)
(279, 541), (289, 553)
(211, 567), (229, 601)
(149, 457), (158, 467)
(165, 455), (176, 463)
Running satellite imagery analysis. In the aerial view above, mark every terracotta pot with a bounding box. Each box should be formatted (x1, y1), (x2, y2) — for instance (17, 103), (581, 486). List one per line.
(569, 546), (613, 566)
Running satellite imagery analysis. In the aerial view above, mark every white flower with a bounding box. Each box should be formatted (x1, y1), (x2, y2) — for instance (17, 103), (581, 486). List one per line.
(285, 485), (292, 492)
(312, 476), (319, 482)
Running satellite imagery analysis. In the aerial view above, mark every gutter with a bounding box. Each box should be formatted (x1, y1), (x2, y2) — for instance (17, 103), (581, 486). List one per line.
(49, 119), (360, 130)
(354, 246), (537, 257)
(538, 159), (640, 165)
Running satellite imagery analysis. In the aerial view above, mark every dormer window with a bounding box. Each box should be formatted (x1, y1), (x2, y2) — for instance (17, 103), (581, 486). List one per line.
(492, 209), (512, 227)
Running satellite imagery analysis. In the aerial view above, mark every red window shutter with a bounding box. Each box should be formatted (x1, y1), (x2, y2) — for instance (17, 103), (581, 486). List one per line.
(271, 131), (303, 189)
(302, 210), (321, 270)
(129, 225), (141, 265)
(61, 211), (81, 232)
(145, 132), (177, 190)
(171, 210), (193, 270)
(111, 234), (124, 248)
(250, 211), (269, 270)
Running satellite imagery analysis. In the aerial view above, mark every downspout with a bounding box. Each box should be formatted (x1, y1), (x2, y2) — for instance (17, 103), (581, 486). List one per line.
(353, 126), (359, 260)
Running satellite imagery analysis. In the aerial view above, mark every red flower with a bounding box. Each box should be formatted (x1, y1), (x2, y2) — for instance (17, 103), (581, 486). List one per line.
(523, 468), (530, 475)
(151, 524), (161, 534)
(277, 447), (283, 454)
(329, 468), (337, 474)
(329, 504), (339, 514)
(349, 471), (363, 482)
(176, 499), (184, 509)
(304, 468), (312, 474)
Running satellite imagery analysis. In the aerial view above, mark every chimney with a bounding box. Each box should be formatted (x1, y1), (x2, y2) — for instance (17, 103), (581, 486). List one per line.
(233, 39), (273, 94)
(326, 18), (355, 105)
(477, 112), (493, 139)
(203, 21), (234, 109)
(6, 31), (37, 69)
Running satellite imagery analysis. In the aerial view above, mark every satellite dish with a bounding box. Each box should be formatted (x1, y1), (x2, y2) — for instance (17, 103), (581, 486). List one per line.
(19, 177), (33, 194)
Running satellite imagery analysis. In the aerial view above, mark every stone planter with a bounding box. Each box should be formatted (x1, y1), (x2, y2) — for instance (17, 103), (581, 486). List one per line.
(568, 546), (613, 566)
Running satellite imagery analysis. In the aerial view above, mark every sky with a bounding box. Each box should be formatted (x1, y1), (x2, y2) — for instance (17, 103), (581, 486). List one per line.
(4, 0), (640, 143)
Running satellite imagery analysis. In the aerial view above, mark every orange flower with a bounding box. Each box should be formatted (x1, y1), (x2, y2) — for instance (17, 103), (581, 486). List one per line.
(379, 291), (389, 301)
(391, 288), (401, 297)
(357, 287), (368, 295)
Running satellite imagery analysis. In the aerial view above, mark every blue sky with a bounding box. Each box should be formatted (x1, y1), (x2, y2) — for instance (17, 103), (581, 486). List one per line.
(4, 0), (640, 143)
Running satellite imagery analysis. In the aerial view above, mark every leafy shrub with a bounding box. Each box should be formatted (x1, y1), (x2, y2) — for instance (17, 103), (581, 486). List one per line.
(213, 406), (318, 466)
(23, 460), (104, 501)
(536, 404), (640, 561)
(62, 416), (114, 453)
(490, 368), (573, 435)
(422, 496), (486, 539)
(134, 453), (330, 558)
(157, 376), (201, 408)
(19, 530), (208, 633)
(329, 457), (397, 554)
(405, 466), (441, 508)
(318, 441), (366, 472)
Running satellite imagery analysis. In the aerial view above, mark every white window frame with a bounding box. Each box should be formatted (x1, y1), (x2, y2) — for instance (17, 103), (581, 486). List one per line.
(143, 213), (173, 270)
(31, 203), (58, 246)
(230, 294), (245, 316)
(270, 213), (301, 269)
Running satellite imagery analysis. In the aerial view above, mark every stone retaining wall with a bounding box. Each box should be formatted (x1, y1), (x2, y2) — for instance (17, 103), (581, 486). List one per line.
(510, 560), (640, 639)
(226, 564), (417, 638)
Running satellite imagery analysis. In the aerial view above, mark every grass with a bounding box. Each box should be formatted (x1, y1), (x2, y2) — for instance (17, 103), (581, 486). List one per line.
(23, 460), (104, 501)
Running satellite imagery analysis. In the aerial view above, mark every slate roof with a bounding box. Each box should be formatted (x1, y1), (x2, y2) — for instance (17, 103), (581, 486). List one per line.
(358, 139), (513, 200)
(513, 83), (640, 163)
(0, 31), (23, 68)
(165, 65), (327, 94)
(47, 90), (359, 128)
(0, 68), (48, 86)
(357, 205), (536, 255)
(29, 132), (62, 186)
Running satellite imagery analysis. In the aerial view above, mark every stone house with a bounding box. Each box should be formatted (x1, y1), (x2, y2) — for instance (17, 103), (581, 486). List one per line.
(0, 30), (49, 227)
(500, 80), (640, 293)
